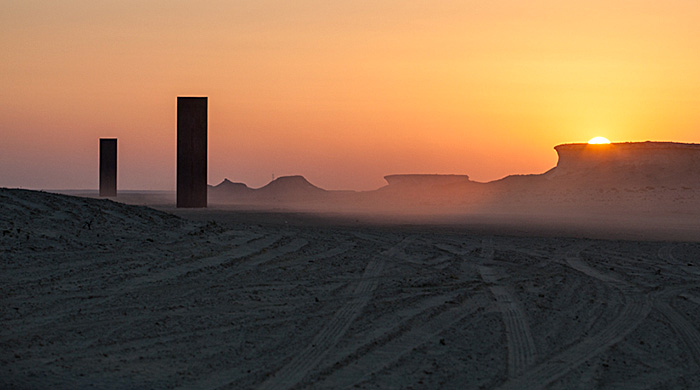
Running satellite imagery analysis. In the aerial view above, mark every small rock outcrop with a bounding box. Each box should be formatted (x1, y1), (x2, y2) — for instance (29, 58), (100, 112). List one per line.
(213, 178), (251, 191)
(258, 176), (326, 199)
(209, 179), (253, 195)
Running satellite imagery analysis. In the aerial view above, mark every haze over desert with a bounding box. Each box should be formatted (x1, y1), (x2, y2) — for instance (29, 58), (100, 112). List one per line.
(3, 1), (700, 389)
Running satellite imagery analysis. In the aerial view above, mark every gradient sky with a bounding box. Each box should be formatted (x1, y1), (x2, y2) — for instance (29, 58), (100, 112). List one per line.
(2, 1), (699, 190)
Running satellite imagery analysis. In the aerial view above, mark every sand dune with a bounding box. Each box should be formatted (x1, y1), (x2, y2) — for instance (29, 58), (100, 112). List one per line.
(2, 188), (700, 389)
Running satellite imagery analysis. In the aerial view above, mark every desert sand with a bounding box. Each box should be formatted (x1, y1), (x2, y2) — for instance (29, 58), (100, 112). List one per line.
(2, 187), (700, 389)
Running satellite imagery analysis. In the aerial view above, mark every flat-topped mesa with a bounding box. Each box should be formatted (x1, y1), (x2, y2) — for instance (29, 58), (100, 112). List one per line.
(550, 141), (700, 186)
(553, 141), (700, 171)
(384, 174), (471, 187)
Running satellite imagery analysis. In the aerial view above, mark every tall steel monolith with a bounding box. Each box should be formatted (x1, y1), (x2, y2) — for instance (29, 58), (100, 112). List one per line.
(99, 138), (117, 197)
(177, 96), (208, 208)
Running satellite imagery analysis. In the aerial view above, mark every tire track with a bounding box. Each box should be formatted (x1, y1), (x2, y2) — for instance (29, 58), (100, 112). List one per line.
(131, 234), (285, 284)
(657, 245), (675, 263)
(654, 301), (700, 369)
(488, 284), (537, 378)
(257, 241), (355, 273)
(178, 237), (412, 390)
(306, 238), (488, 388)
(658, 245), (700, 276)
(235, 238), (309, 270)
(564, 246), (630, 288)
(161, 236), (310, 305)
(437, 238), (538, 378)
(304, 242), (356, 262)
(7, 234), (285, 333)
(9, 235), (315, 383)
(312, 294), (486, 389)
(479, 237), (537, 378)
(654, 246), (700, 370)
(498, 293), (650, 390)
(498, 246), (652, 390)
(254, 239), (411, 390)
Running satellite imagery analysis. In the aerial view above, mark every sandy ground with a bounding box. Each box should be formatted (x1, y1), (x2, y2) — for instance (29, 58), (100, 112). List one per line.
(2, 188), (700, 389)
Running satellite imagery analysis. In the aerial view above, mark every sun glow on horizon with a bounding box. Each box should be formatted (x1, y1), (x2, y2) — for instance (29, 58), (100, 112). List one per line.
(1, 2), (699, 190)
(588, 137), (611, 144)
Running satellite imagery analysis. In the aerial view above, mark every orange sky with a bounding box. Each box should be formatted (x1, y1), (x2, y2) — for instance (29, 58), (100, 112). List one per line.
(2, 1), (699, 190)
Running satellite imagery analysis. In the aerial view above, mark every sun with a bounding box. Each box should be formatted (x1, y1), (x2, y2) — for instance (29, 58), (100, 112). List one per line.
(588, 136), (611, 144)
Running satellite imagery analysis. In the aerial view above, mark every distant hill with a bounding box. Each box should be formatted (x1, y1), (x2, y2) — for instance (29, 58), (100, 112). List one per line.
(208, 142), (700, 210)
(208, 175), (328, 204)
(257, 175), (326, 199)
(210, 178), (253, 194)
(208, 179), (254, 203)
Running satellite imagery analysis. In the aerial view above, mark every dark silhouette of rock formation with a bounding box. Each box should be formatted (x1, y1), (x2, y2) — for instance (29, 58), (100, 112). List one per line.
(207, 142), (700, 211)
(368, 174), (477, 208)
(211, 178), (253, 193)
(544, 142), (700, 188)
(209, 179), (254, 203)
(208, 176), (329, 205)
(257, 175), (326, 199)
